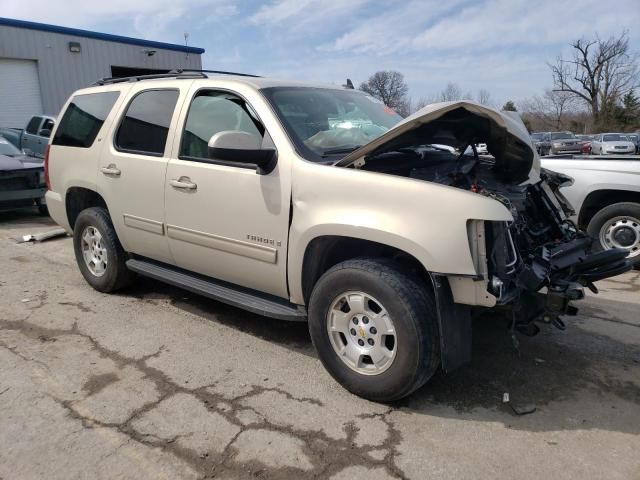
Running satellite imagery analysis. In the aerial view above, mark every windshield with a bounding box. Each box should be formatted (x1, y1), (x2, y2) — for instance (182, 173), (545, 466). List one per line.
(530, 133), (544, 141)
(603, 134), (628, 142)
(550, 132), (575, 140)
(261, 87), (402, 161)
(0, 136), (21, 156)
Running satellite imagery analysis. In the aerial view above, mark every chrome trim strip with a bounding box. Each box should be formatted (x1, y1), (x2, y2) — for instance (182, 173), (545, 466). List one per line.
(123, 214), (164, 235)
(166, 224), (277, 264)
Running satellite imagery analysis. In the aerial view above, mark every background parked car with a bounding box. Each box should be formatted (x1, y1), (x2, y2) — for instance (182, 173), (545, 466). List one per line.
(591, 133), (636, 155)
(541, 155), (640, 267)
(0, 115), (55, 158)
(530, 132), (546, 154)
(575, 134), (593, 154)
(538, 131), (582, 156)
(627, 133), (640, 153)
(0, 135), (47, 214)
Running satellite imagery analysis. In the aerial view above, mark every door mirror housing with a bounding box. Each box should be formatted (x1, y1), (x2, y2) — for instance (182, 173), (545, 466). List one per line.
(208, 131), (276, 174)
(39, 129), (52, 138)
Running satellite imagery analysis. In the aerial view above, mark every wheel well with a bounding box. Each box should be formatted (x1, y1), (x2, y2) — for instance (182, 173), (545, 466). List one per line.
(301, 236), (429, 303)
(579, 190), (640, 228)
(65, 187), (108, 230)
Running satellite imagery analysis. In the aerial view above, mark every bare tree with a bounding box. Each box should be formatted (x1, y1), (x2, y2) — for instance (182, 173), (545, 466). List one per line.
(521, 90), (577, 130)
(412, 97), (431, 112)
(477, 89), (492, 105)
(550, 31), (639, 122)
(439, 82), (463, 102)
(359, 71), (410, 116)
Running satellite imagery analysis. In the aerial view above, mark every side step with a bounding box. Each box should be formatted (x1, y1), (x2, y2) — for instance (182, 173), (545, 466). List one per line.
(126, 258), (307, 322)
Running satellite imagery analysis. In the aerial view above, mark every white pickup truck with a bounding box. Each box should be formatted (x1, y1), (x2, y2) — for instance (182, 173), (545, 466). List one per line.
(541, 155), (640, 267)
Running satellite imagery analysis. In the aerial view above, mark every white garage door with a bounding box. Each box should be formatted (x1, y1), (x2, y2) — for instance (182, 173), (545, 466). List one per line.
(0, 58), (44, 128)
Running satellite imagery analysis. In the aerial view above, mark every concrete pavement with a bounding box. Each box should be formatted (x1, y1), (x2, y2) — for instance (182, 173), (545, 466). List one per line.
(1, 209), (639, 479)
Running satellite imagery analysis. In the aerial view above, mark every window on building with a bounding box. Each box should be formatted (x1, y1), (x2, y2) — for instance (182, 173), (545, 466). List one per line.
(115, 89), (179, 156)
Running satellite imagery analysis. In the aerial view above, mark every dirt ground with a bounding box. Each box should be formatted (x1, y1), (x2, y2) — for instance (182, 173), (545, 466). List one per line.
(1, 209), (639, 480)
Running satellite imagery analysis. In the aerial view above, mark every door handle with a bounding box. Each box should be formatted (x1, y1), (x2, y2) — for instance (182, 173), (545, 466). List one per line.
(100, 164), (121, 176)
(169, 177), (197, 190)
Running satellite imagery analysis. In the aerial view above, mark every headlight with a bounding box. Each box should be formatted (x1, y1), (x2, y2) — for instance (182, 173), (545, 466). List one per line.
(38, 171), (45, 185)
(552, 142), (562, 147)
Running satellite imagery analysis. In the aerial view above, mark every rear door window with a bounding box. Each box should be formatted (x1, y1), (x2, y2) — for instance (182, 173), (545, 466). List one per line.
(115, 89), (179, 156)
(53, 92), (120, 148)
(26, 116), (42, 134)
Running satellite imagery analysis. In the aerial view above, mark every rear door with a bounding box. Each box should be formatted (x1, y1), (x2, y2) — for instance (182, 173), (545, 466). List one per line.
(97, 82), (190, 264)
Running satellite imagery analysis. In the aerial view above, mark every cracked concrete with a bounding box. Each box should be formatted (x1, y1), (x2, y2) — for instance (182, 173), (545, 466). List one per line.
(1, 210), (640, 480)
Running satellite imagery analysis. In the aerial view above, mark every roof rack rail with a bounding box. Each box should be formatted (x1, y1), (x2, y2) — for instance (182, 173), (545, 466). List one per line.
(172, 69), (262, 78)
(93, 71), (204, 86)
(93, 69), (261, 86)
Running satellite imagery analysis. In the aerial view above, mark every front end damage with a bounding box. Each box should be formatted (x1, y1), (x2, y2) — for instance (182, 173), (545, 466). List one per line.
(476, 171), (630, 335)
(336, 101), (632, 352)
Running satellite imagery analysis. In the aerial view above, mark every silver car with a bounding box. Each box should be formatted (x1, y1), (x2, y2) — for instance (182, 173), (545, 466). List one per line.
(591, 133), (636, 154)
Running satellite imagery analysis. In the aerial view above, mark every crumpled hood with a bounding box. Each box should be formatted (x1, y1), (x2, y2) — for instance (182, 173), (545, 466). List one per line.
(336, 100), (539, 183)
(0, 153), (43, 171)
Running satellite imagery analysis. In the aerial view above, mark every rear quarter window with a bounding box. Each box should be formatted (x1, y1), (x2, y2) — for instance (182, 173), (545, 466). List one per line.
(53, 92), (120, 148)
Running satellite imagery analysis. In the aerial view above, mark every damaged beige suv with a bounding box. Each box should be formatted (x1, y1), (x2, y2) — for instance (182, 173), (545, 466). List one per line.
(45, 71), (631, 401)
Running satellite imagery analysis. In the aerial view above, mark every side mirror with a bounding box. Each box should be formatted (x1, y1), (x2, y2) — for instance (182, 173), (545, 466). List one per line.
(208, 131), (277, 175)
(39, 129), (52, 138)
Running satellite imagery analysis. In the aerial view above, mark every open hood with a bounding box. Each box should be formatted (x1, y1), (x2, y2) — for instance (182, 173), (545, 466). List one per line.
(336, 101), (538, 184)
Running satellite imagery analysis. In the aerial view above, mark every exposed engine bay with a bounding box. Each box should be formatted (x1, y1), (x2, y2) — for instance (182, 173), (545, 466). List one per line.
(356, 143), (632, 334)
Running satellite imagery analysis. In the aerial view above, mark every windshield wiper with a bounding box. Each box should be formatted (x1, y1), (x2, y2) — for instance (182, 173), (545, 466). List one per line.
(321, 145), (363, 157)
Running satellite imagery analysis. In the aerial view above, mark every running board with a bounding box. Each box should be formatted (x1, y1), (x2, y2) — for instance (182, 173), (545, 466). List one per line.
(126, 258), (307, 322)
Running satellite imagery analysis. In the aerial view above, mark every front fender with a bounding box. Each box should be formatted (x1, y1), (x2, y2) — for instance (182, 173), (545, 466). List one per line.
(288, 161), (512, 304)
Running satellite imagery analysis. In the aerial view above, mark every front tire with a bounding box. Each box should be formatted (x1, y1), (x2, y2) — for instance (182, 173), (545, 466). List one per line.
(308, 258), (440, 402)
(73, 207), (134, 292)
(587, 202), (640, 268)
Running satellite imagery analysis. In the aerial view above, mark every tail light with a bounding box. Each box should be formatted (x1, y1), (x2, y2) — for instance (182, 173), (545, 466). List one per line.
(44, 144), (51, 190)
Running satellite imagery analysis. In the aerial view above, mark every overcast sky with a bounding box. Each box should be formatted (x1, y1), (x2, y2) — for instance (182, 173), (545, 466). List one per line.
(4, 0), (640, 106)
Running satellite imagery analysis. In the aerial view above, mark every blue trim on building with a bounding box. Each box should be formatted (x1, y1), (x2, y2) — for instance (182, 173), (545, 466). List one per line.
(0, 17), (205, 55)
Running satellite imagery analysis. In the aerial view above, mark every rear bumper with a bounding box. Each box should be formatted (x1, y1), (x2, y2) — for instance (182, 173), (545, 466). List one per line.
(45, 190), (71, 233)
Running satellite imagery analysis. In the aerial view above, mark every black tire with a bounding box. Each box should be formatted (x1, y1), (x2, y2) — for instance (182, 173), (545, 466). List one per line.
(587, 202), (640, 268)
(34, 198), (49, 216)
(73, 207), (134, 292)
(308, 258), (440, 402)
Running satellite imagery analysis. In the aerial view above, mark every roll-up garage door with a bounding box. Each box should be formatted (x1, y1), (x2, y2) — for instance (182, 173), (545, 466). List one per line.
(0, 58), (44, 128)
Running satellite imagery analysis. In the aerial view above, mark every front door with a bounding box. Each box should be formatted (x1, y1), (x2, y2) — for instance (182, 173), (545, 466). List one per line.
(164, 88), (291, 298)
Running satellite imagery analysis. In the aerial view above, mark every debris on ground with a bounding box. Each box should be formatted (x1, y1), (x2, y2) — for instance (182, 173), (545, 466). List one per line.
(502, 392), (536, 415)
(17, 227), (67, 243)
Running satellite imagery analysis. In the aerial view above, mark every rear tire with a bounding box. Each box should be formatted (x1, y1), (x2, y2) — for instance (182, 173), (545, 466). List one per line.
(308, 258), (440, 402)
(73, 207), (134, 292)
(587, 202), (640, 268)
